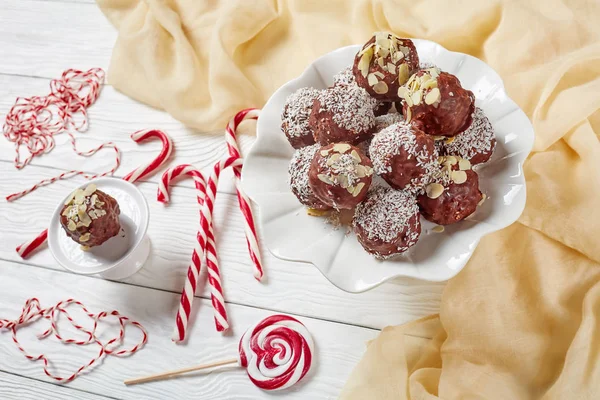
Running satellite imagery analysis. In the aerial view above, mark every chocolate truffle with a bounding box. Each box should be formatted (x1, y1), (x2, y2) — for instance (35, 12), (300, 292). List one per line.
(418, 155), (483, 225)
(439, 107), (496, 164)
(369, 121), (437, 192)
(333, 67), (392, 116)
(373, 112), (403, 132)
(353, 186), (421, 259)
(352, 33), (419, 101)
(281, 87), (321, 149)
(309, 85), (376, 145)
(399, 68), (475, 137)
(308, 143), (374, 210)
(60, 184), (121, 247)
(288, 144), (330, 210)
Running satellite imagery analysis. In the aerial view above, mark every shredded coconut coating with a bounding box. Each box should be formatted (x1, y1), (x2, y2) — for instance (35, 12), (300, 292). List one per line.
(281, 87), (321, 139)
(369, 122), (438, 192)
(374, 113), (403, 132)
(317, 85), (376, 133)
(333, 66), (356, 87)
(353, 186), (420, 257)
(443, 107), (496, 163)
(288, 144), (319, 205)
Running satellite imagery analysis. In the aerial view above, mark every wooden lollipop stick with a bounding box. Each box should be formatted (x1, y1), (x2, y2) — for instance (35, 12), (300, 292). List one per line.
(124, 358), (239, 386)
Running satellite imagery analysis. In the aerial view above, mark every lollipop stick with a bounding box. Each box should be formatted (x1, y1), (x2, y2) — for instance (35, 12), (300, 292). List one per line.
(124, 358), (238, 385)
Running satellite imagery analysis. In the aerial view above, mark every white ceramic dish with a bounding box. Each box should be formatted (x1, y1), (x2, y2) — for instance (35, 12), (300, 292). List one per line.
(48, 177), (150, 280)
(242, 39), (534, 293)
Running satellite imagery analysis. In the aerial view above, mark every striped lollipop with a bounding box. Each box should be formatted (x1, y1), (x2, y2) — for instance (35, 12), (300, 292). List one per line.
(124, 314), (314, 390)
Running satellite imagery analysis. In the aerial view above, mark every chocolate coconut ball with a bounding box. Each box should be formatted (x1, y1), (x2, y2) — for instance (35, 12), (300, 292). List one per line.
(309, 85), (376, 145)
(353, 186), (421, 259)
(439, 107), (496, 164)
(281, 87), (321, 149)
(374, 112), (403, 132)
(369, 122), (437, 192)
(353, 33), (419, 102)
(308, 143), (374, 210)
(399, 68), (475, 137)
(333, 67), (392, 116)
(418, 155), (483, 225)
(288, 144), (330, 210)
(60, 184), (121, 247)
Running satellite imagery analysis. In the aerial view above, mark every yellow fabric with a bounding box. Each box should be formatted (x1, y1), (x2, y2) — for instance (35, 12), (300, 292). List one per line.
(96, 0), (600, 398)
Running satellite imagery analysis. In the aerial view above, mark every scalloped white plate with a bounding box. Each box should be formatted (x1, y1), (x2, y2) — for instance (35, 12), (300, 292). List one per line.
(242, 40), (534, 293)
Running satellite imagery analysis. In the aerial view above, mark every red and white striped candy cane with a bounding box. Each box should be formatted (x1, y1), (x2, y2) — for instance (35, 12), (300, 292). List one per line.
(0, 298), (147, 383)
(167, 156), (242, 341)
(225, 108), (264, 281)
(14, 130), (174, 258)
(157, 164), (229, 339)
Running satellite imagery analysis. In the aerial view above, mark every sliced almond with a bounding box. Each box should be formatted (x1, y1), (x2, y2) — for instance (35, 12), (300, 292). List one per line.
(478, 193), (487, 206)
(373, 81), (388, 94)
(79, 233), (91, 243)
(405, 93), (414, 107)
(451, 170), (467, 184)
(433, 136), (446, 142)
(358, 42), (375, 56)
(350, 150), (361, 162)
(432, 225), (445, 233)
(81, 245), (91, 252)
(62, 205), (74, 217)
(79, 212), (92, 227)
(74, 190), (85, 205)
(392, 51), (404, 63)
(67, 220), (77, 231)
(405, 107), (412, 123)
(320, 149), (331, 156)
(397, 64), (410, 85)
(399, 45), (410, 55)
(96, 210), (107, 217)
(307, 208), (329, 217)
(397, 86), (409, 99)
(411, 90), (422, 106)
(358, 48), (373, 77)
(377, 57), (385, 68)
(422, 78), (438, 90)
(458, 158), (471, 170)
(376, 35), (390, 49)
(64, 191), (77, 205)
(88, 210), (97, 219)
(333, 143), (351, 153)
(373, 71), (385, 79)
(326, 153), (342, 166)
(425, 88), (441, 105)
(83, 184), (97, 196)
(337, 174), (349, 188)
(379, 47), (390, 59)
(426, 183), (444, 199)
(387, 63), (396, 74)
(428, 67), (440, 78)
(367, 73), (379, 86)
(317, 174), (333, 185)
(444, 155), (458, 165)
(352, 182), (366, 197)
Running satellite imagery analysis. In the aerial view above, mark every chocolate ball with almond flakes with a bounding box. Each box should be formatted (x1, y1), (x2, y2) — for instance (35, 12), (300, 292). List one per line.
(417, 155), (483, 225)
(60, 184), (121, 247)
(352, 33), (419, 102)
(309, 85), (376, 145)
(400, 68), (475, 137)
(353, 186), (421, 259)
(308, 143), (374, 210)
(369, 121), (437, 193)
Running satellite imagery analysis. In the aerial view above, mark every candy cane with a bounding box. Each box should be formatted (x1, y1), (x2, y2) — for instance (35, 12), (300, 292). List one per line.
(225, 108), (264, 281)
(0, 298), (147, 383)
(14, 130), (174, 258)
(157, 164), (229, 338)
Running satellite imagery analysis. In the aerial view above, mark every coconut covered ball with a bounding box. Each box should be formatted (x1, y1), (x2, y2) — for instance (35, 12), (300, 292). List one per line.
(439, 107), (496, 164)
(353, 186), (421, 259)
(352, 32), (419, 101)
(399, 67), (475, 137)
(288, 144), (330, 210)
(308, 143), (374, 210)
(369, 121), (437, 192)
(60, 184), (121, 247)
(309, 85), (376, 145)
(418, 155), (483, 225)
(332, 66), (392, 116)
(281, 87), (321, 149)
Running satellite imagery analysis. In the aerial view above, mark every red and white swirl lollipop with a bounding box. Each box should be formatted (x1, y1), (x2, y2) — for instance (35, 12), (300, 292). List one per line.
(124, 314), (315, 390)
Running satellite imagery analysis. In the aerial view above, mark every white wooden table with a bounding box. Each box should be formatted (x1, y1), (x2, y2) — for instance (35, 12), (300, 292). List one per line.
(0, 1), (444, 398)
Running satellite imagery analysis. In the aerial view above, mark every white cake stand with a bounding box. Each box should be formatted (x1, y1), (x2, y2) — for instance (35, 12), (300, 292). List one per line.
(48, 177), (150, 280)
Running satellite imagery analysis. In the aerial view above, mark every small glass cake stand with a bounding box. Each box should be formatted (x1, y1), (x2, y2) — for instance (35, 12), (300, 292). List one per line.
(48, 177), (150, 280)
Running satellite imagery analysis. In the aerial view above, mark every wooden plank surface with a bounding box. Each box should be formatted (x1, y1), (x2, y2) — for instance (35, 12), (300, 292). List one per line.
(0, 260), (377, 399)
(0, 372), (110, 400)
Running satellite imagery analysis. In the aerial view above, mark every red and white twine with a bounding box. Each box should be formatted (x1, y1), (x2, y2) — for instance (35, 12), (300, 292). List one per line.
(0, 298), (147, 383)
